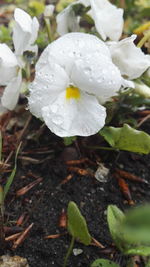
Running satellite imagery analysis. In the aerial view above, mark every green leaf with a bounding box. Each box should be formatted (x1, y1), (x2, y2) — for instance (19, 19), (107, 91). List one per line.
(126, 246), (150, 256)
(91, 259), (120, 267)
(100, 124), (150, 154)
(107, 205), (125, 251)
(122, 205), (150, 244)
(67, 201), (91, 245)
(63, 136), (76, 146)
(3, 142), (21, 200)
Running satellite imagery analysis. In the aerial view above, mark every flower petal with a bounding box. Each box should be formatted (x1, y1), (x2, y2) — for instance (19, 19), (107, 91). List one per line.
(13, 8), (39, 55)
(90, 0), (124, 41)
(1, 70), (22, 110)
(42, 91), (106, 137)
(0, 44), (18, 85)
(29, 62), (69, 118)
(108, 35), (150, 79)
(56, 4), (80, 36)
(71, 52), (122, 103)
(36, 32), (110, 75)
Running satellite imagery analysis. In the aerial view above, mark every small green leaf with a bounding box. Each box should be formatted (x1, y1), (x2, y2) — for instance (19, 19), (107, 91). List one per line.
(91, 259), (120, 267)
(67, 201), (91, 245)
(3, 142), (22, 200)
(126, 246), (150, 256)
(100, 124), (150, 154)
(107, 205), (125, 251)
(63, 136), (76, 146)
(122, 205), (150, 244)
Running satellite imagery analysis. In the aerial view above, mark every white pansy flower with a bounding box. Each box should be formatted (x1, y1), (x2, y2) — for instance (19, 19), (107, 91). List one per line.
(90, 0), (124, 41)
(0, 44), (22, 110)
(56, 0), (123, 41)
(44, 4), (55, 17)
(107, 35), (150, 80)
(0, 8), (39, 111)
(56, 3), (80, 36)
(13, 8), (39, 55)
(29, 33), (131, 137)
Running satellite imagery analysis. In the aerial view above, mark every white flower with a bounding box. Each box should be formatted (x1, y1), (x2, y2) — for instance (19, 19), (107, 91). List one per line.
(107, 35), (150, 79)
(44, 4), (55, 17)
(90, 0), (124, 41)
(0, 44), (22, 110)
(56, 3), (80, 36)
(28, 33), (131, 137)
(13, 8), (39, 55)
(0, 8), (39, 111)
(56, 0), (124, 41)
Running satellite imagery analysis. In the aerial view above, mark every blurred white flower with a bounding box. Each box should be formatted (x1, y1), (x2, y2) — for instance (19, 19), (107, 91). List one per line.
(44, 4), (55, 17)
(0, 8), (39, 111)
(56, 0), (124, 41)
(107, 35), (150, 79)
(90, 0), (124, 41)
(56, 2), (80, 36)
(29, 33), (131, 137)
(13, 8), (39, 55)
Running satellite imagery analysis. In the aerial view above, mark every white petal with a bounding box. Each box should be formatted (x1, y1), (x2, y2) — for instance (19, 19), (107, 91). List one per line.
(71, 52), (122, 103)
(1, 70), (22, 110)
(0, 44), (18, 85)
(56, 5), (80, 36)
(108, 35), (150, 79)
(29, 62), (69, 118)
(36, 32), (110, 75)
(13, 8), (39, 55)
(44, 4), (55, 17)
(42, 91), (106, 137)
(30, 17), (39, 45)
(90, 0), (124, 41)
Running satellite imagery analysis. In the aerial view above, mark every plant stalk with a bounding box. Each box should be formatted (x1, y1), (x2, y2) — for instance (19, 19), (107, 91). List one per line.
(63, 236), (75, 267)
(44, 18), (53, 43)
(137, 30), (150, 48)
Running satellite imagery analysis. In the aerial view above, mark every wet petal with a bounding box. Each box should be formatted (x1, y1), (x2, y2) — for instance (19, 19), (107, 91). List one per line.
(36, 32), (110, 75)
(108, 35), (150, 79)
(0, 44), (18, 86)
(29, 62), (69, 118)
(71, 52), (122, 103)
(42, 91), (106, 137)
(1, 70), (22, 110)
(90, 0), (124, 41)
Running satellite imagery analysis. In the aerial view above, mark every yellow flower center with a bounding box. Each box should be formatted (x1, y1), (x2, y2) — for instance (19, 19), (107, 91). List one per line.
(66, 86), (80, 100)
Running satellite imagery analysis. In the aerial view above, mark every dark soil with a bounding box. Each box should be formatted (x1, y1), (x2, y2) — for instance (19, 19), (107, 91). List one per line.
(1, 110), (150, 267)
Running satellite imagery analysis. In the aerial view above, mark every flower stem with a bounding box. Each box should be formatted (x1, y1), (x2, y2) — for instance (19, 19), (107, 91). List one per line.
(137, 30), (150, 48)
(44, 18), (53, 43)
(63, 236), (75, 267)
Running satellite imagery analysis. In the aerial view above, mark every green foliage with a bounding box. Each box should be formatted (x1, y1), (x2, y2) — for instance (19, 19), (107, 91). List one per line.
(3, 142), (21, 200)
(91, 259), (120, 267)
(0, 25), (12, 45)
(107, 205), (126, 252)
(107, 204), (150, 256)
(63, 136), (77, 146)
(28, 1), (45, 16)
(67, 201), (91, 245)
(100, 124), (150, 154)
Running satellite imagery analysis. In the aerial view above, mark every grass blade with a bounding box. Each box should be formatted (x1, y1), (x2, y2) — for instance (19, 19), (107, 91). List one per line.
(3, 142), (22, 200)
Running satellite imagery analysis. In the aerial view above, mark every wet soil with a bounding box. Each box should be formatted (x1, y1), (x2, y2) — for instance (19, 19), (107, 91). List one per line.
(1, 112), (150, 267)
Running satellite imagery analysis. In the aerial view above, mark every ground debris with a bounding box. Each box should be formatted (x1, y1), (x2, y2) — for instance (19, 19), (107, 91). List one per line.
(0, 255), (29, 267)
